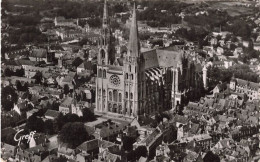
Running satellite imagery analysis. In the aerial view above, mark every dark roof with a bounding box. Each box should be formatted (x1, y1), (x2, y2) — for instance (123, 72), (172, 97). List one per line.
(141, 47), (183, 69)
(234, 78), (259, 90)
(44, 109), (60, 118)
(143, 128), (160, 146)
(137, 115), (156, 126)
(216, 83), (227, 91)
(117, 58), (124, 66)
(2, 127), (17, 138)
(30, 49), (47, 58)
(17, 59), (37, 66)
(77, 139), (99, 152)
(77, 139), (114, 152)
(32, 133), (49, 145)
(78, 60), (93, 70)
(17, 102), (28, 111)
(3, 60), (20, 66)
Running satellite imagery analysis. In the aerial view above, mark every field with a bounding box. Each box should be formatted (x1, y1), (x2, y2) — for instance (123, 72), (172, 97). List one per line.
(208, 1), (255, 17)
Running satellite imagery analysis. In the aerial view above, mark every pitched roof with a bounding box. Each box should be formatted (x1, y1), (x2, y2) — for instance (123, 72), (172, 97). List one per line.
(44, 109), (60, 119)
(143, 128), (161, 146)
(141, 47), (183, 69)
(60, 97), (74, 107)
(30, 49), (47, 58)
(77, 139), (99, 152)
(78, 60), (93, 70)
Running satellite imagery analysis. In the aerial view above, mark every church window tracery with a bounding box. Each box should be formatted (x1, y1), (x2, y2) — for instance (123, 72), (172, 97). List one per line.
(99, 69), (102, 77)
(103, 69), (106, 78)
(109, 91), (112, 101)
(101, 49), (105, 58)
(113, 90), (118, 102)
(119, 93), (122, 102)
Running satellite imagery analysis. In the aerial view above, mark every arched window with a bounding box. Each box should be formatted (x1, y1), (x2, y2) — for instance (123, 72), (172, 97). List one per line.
(125, 101), (128, 109)
(125, 73), (128, 79)
(113, 90), (118, 102)
(101, 49), (105, 58)
(103, 69), (106, 78)
(119, 105), (122, 114)
(103, 89), (106, 96)
(129, 65), (131, 72)
(119, 93), (122, 102)
(99, 69), (102, 77)
(131, 74), (134, 80)
(130, 93), (133, 99)
(109, 91), (112, 101)
(108, 103), (112, 112)
(125, 92), (128, 98)
(113, 104), (117, 113)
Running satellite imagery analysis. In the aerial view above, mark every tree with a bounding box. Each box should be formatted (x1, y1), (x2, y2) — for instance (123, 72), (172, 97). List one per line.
(54, 156), (68, 162)
(72, 57), (83, 68)
(16, 80), (23, 91)
(44, 119), (54, 135)
(4, 68), (13, 77)
(53, 114), (65, 133)
(63, 113), (80, 123)
(64, 84), (70, 95)
(203, 151), (220, 162)
(248, 39), (254, 50)
(1, 86), (18, 111)
(22, 82), (29, 92)
(52, 101), (60, 111)
(110, 20), (120, 30)
(122, 136), (135, 151)
(34, 108), (48, 117)
(58, 122), (90, 149)
(32, 71), (43, 84)
(25, 115), (45, 132)
(15, 68), (25, 77)
(133, 146), (148, 160)
(81, 108), (96, 122)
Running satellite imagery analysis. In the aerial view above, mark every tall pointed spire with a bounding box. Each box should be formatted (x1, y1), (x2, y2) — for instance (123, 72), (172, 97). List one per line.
(128, 2), (140, 57)
(103, 0), (108, 28)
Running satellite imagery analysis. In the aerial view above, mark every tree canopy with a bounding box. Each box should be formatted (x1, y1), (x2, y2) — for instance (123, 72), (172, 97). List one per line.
(122, 136), (135, 151)
(81, 108), (96, 122)
(58, 122), (91, 149)
(25, 115), (45, 132)
(1, 86), (18, 111)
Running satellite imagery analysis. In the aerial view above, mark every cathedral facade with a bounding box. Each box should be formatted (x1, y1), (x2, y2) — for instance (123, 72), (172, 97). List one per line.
(96, 2), (206, 118)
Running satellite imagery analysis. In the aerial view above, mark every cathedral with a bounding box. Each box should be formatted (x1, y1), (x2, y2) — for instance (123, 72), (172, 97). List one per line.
(95, 1), (207, 118)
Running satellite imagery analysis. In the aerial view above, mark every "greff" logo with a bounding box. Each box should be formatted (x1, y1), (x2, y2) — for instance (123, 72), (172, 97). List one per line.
(14, 129), (36, 146)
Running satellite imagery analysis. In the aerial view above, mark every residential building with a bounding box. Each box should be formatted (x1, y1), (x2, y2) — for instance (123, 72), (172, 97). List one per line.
(230, 78), (260, 100)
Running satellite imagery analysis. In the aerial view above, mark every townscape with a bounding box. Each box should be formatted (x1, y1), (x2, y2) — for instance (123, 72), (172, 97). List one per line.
(1, 0), (260, 161)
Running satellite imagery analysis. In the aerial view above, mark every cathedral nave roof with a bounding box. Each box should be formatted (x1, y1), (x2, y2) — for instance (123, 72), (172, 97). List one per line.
(141, 48), (183, 70)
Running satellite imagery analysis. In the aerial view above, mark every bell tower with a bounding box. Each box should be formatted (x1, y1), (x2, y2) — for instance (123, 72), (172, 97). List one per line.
(123, 3), (140, 117)
(96, 0), (111, 113)
(98, 0), (111, 66)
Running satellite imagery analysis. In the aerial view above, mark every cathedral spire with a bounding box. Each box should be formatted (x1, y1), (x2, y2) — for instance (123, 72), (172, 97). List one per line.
(128, 2), (140, 57)
(103, 0), (108, 28)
